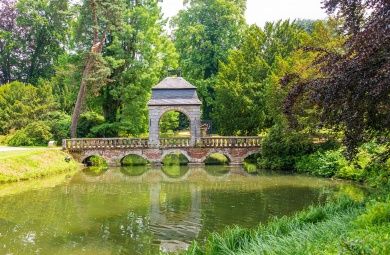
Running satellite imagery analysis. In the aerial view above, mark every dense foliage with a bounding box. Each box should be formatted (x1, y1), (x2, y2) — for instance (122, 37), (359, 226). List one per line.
(172, 0), (246, 120)
(284, 0), (390, 155)
(0, 0), (70, 84)
(0, 81), (56, 134)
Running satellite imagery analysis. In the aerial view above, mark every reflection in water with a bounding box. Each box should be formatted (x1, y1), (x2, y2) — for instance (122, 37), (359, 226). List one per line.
(161, 165), (190, 178)
(0, 166), (357, 254)
(120, 165), (150, 176)
(204, 165), (230, 176)
(83, 166), (108, 176)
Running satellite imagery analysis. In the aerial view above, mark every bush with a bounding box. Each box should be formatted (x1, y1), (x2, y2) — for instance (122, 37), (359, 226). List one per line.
(258, 126), (313, 170)
(0, 81), (56, 134)
(90, 122), (121, 137)
(77, 111), (105, 138)
(0, 134), (13, 145)
(8, 121), (52, 146)
(355, 199), (390, 226)
(296, 141), (390, 187)
(45, 111), (71, 144)
(296, 149), (346, 177)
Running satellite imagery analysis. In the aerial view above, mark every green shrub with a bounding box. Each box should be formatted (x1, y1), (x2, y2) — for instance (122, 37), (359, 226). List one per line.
(355, 199), (390, 226)
(90, 122), (121, 137)
(296, 141), (390, 187)
(258, 126), (313, 170)
(77, 111), (105, 137)
(296, 149), (346, 177)
(8, 121), (52, 146)
(0, 81), (56, 134)
(45, 111), (71, 144)
(0, 133), (14, 145)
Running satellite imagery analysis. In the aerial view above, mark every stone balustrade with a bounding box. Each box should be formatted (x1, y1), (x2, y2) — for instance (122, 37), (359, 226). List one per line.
(200, 137), (261, 147)
(159, 137), (191, 148)
(63, 136), (261, 151)
(63, 138), (149, 151)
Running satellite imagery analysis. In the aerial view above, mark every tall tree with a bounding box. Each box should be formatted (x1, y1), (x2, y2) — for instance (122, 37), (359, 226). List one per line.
(284, 0), (390, 155)
(0, 0), (70, 84)
(70, 0), (123, 138)
(69, 0), (177, 138)
(171, 0), (246, 120)
(98, 0), (178, 136)
(213, 21), (307, 135)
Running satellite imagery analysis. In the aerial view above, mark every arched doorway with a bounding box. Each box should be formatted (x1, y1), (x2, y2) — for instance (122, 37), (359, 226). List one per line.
(148, 77), (202, 147)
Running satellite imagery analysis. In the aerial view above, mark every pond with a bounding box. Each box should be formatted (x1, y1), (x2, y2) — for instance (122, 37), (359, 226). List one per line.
(0, 166), (352, 254)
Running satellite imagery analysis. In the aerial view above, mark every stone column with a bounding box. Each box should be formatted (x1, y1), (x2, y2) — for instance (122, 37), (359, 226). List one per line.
(188, 105), (201, 146)
(148, 106), (160, 147)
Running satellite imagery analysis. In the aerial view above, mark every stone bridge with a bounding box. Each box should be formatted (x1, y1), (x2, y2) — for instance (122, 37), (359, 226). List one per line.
(62, 136), (261, 166)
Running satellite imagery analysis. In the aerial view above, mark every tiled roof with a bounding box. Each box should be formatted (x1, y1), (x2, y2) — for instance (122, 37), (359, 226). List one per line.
(153, 77), (196, 89)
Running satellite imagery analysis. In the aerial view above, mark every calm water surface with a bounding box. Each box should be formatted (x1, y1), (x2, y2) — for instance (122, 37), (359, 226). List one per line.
(0, 166), (346, 254)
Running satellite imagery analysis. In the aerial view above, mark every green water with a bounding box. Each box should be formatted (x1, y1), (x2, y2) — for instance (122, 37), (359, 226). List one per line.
(0, 166), (348, 254)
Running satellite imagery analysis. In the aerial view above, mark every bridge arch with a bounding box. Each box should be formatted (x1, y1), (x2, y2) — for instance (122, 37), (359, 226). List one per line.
(160, 149), (192, 164)
(81, 154), (108, 166)
(204, 152), (231, 165)
(242, 150), (261, 161)
(200, 149), (234, 164)
(120, 153), (150, 166)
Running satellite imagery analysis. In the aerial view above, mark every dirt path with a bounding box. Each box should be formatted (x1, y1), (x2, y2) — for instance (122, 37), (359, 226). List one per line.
(0, 146), (33, 152)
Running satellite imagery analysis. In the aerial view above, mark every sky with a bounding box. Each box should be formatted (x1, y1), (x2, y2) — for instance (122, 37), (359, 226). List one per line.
(160, 0), (328, 27)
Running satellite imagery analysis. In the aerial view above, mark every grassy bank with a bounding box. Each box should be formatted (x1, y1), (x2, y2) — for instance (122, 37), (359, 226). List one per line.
(181, 140), (390, 255)
(183, 190), (390, 255)
(0, 148), (80, 183)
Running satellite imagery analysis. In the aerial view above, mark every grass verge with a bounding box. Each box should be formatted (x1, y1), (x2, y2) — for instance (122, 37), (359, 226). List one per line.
(0, 148), (80, 183)
(182, 190), (390, 255)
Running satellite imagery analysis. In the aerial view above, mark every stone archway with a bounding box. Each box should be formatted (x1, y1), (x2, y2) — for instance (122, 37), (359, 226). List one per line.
(148, 77), (202, 147)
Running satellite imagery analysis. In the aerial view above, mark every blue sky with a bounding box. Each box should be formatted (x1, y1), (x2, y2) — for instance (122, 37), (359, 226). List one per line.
(160, 0), (328, 27)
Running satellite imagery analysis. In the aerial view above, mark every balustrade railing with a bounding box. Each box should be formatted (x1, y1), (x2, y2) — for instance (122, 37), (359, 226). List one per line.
(63, 136), (261, 150)
(159, 138), (191, 148)
(63, 138), (149, 151)
(200, 136), (261, 147)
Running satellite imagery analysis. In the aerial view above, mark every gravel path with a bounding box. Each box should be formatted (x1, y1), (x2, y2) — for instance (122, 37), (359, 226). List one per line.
(0, 146), (32, 152)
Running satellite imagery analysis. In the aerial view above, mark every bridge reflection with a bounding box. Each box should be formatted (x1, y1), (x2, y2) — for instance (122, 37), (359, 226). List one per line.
(81, 165), (249, 183)
(78, 166), (250, 252)
(75, 166), (337, 253)
(0, 166), (345, 254)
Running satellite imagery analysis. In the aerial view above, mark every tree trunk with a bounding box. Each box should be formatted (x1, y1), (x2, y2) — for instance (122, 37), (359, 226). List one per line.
(70, 55), (94, 138)
(70, 0), (105, 138)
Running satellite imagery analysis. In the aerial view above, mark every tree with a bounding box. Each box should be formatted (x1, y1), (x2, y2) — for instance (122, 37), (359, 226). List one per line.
(0, 0), (70, 85)
(213, 25), (268, 135)
(284, 0), (390, 155)
(70, 0), (123, 138)
(0, 81), (56, 134)
(171, 0), (246, 120)
(213, 21), (307, 135)
(98, 0), (178, 136)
